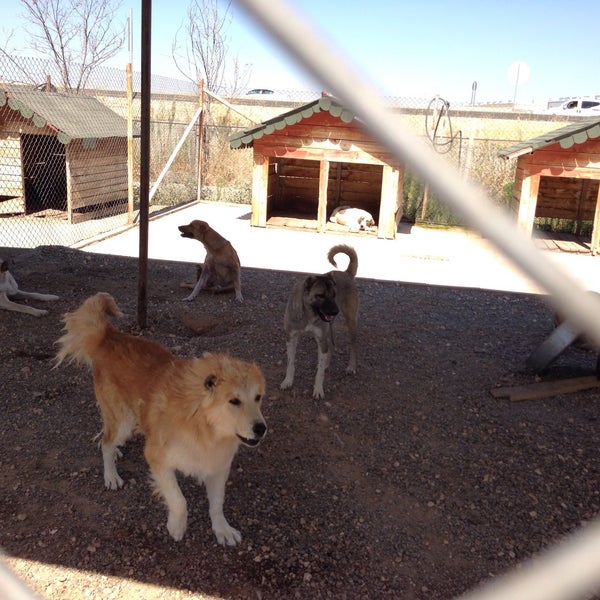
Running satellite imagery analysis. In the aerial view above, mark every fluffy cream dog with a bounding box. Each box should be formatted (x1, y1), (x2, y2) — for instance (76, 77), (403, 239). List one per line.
(55, 292), (266, 546)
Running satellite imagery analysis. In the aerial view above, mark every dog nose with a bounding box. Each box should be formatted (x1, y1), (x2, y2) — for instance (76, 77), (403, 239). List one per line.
(253, 422), (267, 439)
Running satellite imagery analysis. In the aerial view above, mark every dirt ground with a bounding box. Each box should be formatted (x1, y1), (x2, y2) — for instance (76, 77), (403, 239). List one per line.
(1, 243), (599, 600)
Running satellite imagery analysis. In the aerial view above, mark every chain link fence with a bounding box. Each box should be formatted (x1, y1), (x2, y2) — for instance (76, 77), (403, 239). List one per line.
(0, 55), (203, 248)
(0, 54), (575, 249)
(2, 15), (599, 600)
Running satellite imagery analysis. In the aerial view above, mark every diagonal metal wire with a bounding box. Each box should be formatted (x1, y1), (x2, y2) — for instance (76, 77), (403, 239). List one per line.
(233, 2), (600, 600)
(234, 0), (600, 349)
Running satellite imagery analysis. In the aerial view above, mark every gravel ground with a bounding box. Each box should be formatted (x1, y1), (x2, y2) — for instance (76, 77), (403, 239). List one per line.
(1, 243), (599, 600)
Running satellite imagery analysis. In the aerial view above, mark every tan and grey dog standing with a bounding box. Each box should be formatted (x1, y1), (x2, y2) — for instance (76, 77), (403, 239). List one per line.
(280, 244), (359, 399)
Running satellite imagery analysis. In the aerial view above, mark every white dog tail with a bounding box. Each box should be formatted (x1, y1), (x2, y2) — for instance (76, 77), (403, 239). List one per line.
(55, 292), (123, 367)
(327, 244), (358, 278)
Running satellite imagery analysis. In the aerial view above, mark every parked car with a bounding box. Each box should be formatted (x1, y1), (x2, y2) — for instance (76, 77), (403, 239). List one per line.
(549, 98), (600, 116)
(244, 88), (288, 101)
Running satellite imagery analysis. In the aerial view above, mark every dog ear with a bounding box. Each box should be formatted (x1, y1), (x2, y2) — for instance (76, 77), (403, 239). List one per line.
(204, 373), (218, 390)
(0, 260), (8, 273)
(303, 276), (316, 292)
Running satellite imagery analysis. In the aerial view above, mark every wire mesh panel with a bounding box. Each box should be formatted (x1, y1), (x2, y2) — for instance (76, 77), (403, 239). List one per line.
(231, 3), (600, 600)
(0, 54), (579, 249)
(0, 56), (202, 248)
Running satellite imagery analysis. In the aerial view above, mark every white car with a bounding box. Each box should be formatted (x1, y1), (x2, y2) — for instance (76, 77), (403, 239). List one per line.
(244, 88), (288, 101)
(550, 98), (600, 117)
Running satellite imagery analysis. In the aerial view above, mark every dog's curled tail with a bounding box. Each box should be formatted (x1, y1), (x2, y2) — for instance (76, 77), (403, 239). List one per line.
(328, 244), (358, 278)
(55, 292), (123, 368)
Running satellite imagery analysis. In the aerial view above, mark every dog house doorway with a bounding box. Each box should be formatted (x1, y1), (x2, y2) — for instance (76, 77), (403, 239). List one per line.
(266, 158), (382, 228)
(21, 133), (67, 214)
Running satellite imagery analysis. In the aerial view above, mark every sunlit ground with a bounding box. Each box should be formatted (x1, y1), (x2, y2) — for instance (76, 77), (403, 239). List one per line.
(81, 201), (600, 297)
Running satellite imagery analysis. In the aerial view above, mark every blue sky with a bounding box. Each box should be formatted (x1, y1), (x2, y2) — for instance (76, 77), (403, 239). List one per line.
(2, 0), (599, 105)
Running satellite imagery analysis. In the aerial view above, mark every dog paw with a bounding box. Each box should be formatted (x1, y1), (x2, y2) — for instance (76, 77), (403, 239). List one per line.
(213, 522), (242, 546)
(345, 366), (356, 375)
(167, 512), (188, 541)
(312, 386), (325, 400)
(32, 309), (49, 317)
(104, 473), (124, 490)
(280, 377), (293, 390)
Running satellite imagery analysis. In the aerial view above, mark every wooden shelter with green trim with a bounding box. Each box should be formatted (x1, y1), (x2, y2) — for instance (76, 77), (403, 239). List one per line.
(229, 95), (404, 239)
(0, 88), (133, 223)
(499, 118), (600, 253)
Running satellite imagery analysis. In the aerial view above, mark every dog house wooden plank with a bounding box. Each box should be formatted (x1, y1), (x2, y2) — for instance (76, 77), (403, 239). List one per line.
(379, 165), (403, 239)
(515, 171), (541, 236)
(317, 160), (330, 232)
(491, 375), (600, 401)
(251, 151), (269, 227)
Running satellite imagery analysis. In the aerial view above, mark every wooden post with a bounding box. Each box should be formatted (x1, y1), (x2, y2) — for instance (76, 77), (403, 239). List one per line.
(421, 183), (429, 222)
(196, 79), (205, 203)
(251, 152), (268, 227)
(517, 170), (540, 236)
(379, 164), (400, 239)
(317, 160), (330, 232)
(126, 63), (134, 224)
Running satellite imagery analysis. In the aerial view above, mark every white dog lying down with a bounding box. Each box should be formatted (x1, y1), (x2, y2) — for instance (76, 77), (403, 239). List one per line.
(0, 259), (59, 316)
(329, 206), (376, 231)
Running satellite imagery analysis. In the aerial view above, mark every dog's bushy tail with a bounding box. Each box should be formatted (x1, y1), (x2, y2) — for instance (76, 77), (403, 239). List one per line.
(328, 244), (358, 278)
(55, 292), (123, 368)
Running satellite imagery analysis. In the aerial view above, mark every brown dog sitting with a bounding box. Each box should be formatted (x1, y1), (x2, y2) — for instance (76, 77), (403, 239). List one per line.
(178, 220), (243, 302)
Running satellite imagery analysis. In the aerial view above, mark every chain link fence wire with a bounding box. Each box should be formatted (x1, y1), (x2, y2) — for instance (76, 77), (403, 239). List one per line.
(1, 4), (599, 599)
(233, 2), (600, 600)
(0, 53), (578, 250)
(0, 55), (202, 248)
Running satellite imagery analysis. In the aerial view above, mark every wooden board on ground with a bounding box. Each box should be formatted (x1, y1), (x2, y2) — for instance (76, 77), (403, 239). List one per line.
(491, 375), (600, 401)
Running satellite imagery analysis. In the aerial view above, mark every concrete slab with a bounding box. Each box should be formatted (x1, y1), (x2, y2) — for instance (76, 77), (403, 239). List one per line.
(80, 201), (600, 296)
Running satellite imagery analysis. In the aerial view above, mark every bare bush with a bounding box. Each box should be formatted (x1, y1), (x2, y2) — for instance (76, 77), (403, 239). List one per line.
(18, 0), (125, 92)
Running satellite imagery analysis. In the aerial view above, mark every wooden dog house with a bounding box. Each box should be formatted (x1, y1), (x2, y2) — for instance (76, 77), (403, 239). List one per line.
(0, 88), (134, 223)
(499, 118), (600, 253)
(229, 95), (404, 239)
